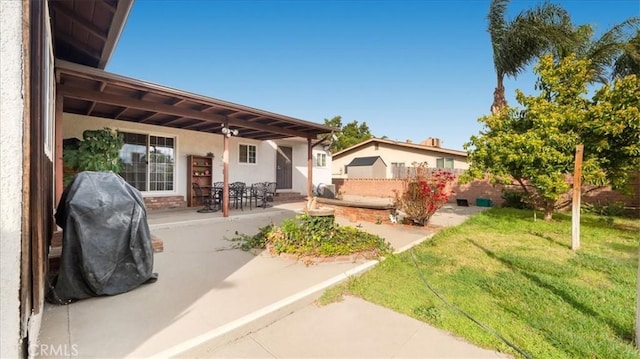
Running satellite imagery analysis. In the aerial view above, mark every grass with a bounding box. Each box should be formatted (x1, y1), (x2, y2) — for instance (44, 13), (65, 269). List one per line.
(320, 208), (640, 358)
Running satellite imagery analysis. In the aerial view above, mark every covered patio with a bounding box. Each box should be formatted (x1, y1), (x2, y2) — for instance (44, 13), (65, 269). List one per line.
(55, 60), (335, 217)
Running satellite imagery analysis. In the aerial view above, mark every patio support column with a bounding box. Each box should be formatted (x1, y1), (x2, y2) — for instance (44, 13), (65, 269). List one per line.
(222, 121), (230, 217)
(307, 137), (313, 199)
(54, 88), (64, 207)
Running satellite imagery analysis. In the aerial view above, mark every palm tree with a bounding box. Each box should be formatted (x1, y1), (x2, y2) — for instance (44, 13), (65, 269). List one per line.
(488, 0), (575, 114)
(612, 29), (640, 80)
(560, 18), (640, 83)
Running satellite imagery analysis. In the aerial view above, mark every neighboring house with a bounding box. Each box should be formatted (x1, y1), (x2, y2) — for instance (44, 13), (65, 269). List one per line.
(0, 1), (332, 357)
(332, 137), (468, 179)
(345, 156), (387, 178)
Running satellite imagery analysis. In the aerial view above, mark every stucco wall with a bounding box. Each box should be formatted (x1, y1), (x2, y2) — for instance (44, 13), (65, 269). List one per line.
(273, 139), (331, 195)
(332, 141), (468, 178)
(0, 1), (25, 357)
(63, 113), (332, 199)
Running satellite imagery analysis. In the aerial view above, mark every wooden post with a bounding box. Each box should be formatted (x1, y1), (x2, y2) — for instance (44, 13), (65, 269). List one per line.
(307, 137), (313, 199)
(54, 88), (64, 207)
(222, 123), (229, 217)
(571, 144), (584, 251)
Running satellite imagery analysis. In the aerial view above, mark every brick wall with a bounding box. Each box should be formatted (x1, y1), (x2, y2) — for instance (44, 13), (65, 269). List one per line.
(319, 203), (393, 224)
(144, 196), (187, 210)
(333, 178), (403, 199)
(333, 174), (640, 209)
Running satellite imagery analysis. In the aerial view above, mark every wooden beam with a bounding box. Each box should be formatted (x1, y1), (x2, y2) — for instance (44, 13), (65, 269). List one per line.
(55, 88), (64, 206)
(98, 0), (133, 69)
(55, 32), (102, 60)
(113, 106), (129, 120)
(60, 85), (312, 138)
(307, 137), (313, 199)
(85, 81), (107, 115)
(51, 4), (108, 40)
(223, 119), (230, 217)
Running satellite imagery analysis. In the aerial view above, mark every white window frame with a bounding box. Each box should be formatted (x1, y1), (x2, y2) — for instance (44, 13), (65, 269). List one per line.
(436, 157), (455, 169)
(119, 130), (177, 194)
(315, 153), (327, 167)
(238, 143), (257, 164)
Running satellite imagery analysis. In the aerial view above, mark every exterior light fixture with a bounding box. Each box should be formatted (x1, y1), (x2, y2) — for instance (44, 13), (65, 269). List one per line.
(221, 126), (239, 137)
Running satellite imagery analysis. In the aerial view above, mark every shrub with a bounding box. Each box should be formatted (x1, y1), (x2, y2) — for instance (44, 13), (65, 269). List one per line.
(240, 214), (392, 258)
(394, 163), (456, 226)
(63, 128), (124, 185)
(501, 189), (530, 209)
(583, 201), (627, 218)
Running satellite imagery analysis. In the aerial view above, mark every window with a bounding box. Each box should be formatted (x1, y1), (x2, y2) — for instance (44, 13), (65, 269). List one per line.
(391, 162), (406, 178)
(119, 132), (175, 192)
(436, 157), (454, 169)
(239, 144), (257, 164)
(315, 153), (327, 167)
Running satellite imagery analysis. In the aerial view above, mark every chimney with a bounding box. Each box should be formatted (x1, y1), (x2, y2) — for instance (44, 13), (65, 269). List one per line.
(421, 137), (441, 147)
(406, 139), (413, 144)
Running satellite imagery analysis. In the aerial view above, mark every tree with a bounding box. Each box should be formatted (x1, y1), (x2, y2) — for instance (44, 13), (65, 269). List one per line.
(488, 0), (575, 114)
(323, 115), (373, 152)
(464, 54), (640, 221)
(612, 29), (640, 80)
(558, 18), (640, 83)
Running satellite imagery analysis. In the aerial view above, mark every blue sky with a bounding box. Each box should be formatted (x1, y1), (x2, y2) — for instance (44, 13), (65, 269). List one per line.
(108, 0), (639, 150)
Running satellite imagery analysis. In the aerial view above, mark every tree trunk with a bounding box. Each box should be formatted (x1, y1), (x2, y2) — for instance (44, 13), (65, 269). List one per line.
(543, 203), (554, 221)
(491, 74), (508, 114)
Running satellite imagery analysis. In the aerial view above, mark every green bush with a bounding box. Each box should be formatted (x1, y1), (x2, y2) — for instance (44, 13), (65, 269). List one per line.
(63, 128), (124, 185)
(501, 189), (530, 209)
(239, 214), (392, 258)
(583, 201), (627, 218)
(232, 225), (273, 251)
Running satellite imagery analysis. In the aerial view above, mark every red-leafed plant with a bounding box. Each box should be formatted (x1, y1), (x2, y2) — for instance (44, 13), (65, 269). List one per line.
(395, 163), (456, 226)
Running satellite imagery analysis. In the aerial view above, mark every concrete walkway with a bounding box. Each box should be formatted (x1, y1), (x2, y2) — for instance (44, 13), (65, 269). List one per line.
(38, 202), (504, 358)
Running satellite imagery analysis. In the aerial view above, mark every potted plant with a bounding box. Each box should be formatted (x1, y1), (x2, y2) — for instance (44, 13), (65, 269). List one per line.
(63, 127), (124, 185)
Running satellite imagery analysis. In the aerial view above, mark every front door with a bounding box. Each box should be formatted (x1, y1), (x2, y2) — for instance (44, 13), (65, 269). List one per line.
(276, 146), (292, 189)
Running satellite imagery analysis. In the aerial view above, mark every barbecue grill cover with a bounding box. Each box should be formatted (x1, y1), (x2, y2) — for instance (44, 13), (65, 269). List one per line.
(48, 171), (157, 304)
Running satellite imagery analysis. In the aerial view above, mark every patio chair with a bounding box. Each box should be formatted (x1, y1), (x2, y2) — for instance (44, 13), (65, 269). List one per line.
(192, 183), (216, 213)
(265, 182), (278, 202)
(212, 181), (224, 210)
(229, 182), (246, 210)
(245, 182), (268, 209)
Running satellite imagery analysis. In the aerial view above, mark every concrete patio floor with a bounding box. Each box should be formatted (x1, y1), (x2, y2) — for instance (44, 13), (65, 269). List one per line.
(38, 202), (493, 358)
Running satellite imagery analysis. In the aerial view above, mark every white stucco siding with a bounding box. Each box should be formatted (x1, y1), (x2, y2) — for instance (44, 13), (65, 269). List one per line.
(312, 149), (332, 188)
(63, 114), (324, 198)
(231, 139), (276, 184)
(268, 140), (332, 196)
(0, 1), (25, 357)
(63, 113), (230, 199)
(333, 142), (468, 179)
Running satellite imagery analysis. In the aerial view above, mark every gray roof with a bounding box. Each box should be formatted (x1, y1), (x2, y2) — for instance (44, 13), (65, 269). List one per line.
(346, 156), (385, 167)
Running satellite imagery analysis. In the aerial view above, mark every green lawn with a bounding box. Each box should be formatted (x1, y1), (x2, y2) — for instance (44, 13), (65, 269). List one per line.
(321, 208), (640, 358)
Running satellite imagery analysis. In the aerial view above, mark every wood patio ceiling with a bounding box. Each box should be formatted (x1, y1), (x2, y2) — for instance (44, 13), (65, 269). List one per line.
(49, 0), (133, 69)
(56, 60), (335, 140)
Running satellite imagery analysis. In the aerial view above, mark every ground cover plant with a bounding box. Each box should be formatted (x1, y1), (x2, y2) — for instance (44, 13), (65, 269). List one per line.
(233, 214), (392, 259)
(321, 208), (640, 358)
